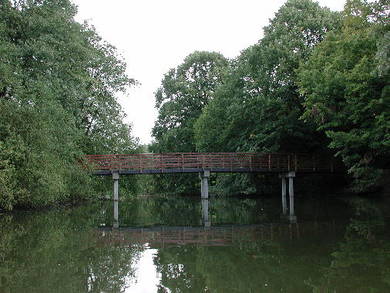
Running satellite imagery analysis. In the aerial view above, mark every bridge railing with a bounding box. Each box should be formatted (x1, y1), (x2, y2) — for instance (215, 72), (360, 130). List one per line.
(85, 153), (338, 173)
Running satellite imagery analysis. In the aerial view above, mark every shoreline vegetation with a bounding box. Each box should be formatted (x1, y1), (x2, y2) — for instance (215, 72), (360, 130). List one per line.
(0, 0), (388, 211)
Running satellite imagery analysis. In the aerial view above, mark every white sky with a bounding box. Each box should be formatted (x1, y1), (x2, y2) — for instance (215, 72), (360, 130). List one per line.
(73, 0), (346, 144)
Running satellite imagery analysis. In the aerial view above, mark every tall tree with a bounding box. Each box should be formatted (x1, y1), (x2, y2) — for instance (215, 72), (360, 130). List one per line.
(195, 0), (341, 153)
(297, 0), (389, 191)
(0, 0), (137, 210)
(194, 0), (341, 195)
(151, 51), (228, 194)
(152, 51), (228, 152)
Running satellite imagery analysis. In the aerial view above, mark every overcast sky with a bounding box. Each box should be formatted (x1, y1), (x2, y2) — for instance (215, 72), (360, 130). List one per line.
(73, 0), (346, 145)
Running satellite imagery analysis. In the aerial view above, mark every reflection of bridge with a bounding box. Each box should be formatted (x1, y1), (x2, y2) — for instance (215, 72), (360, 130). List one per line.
(96, 221), (340, 248)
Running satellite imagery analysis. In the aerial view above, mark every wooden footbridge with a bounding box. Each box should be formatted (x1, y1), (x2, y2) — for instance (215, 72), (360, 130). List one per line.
(85, 152), (341, 222)
(85, 152), (337, 175)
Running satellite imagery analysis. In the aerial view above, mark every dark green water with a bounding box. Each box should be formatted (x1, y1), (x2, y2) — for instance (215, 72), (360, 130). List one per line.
(1, 195), (390, 292)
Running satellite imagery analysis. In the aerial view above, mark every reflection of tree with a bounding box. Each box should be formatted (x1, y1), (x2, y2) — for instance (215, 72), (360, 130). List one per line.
(210, 198), (268, 224)
(105, 197), (201, 227)
(310, 199), (390, 292)
(153, 229), (338, 292)
(107, 197), (270, 227)
(97, 196), (348, 292)
(3, 196), (389, 292)
(83, 240), (143, 293)
(0, 204), (142, 293)
(155, 247), (207, 292)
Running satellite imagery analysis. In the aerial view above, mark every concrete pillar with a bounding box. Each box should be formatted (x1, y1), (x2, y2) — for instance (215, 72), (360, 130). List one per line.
(281, 177), (287, 215)
(200, 176), (204, 196)
(113, 171), (120, 201)
(113, 200), (119, 228)
(201, 199), (211, 227)
(199, 170), (210, 199)
(287, 172), (295, 217)
(112, 171), (119, 228)
(280, 172), (297, 222)
(288, 215), (297, 224)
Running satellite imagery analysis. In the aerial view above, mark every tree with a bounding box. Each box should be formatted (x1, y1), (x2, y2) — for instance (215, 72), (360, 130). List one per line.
(0, 0), (137, 210)
(152, 51), (228, 152)
(297, 0), (390, 191)
(151, 51), (228, 194)
(194, 0), (341, 195)
(195, 0), (341, 153)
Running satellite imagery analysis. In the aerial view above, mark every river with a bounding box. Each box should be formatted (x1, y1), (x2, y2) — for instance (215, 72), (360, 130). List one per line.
(0, 194), (389, 292)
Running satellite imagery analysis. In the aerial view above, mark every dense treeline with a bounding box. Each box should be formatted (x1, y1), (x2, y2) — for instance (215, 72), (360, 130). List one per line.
(0, 0), (138, 210)
(298, 0), (389, 190)
(151, 0), (389, 195)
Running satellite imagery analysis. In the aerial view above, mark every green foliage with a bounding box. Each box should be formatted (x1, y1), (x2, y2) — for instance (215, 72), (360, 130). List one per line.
(151, 51), (228, 194)
(194, 0), (341, 195)
(297, 0), (390, 191)
(152, 51), (228, 152)
(0, 0), (138, 210)
(196, 0), (340, 153)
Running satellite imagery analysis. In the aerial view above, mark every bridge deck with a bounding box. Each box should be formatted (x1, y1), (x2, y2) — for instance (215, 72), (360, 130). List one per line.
(85, 153), (339, 175)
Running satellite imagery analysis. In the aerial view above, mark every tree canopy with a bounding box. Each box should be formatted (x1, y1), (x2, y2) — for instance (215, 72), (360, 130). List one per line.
(150, 51), (228, 194)
(0, 0), (138, 210)
(152, 0), (388, 194)
(195, 0), (341, 154)
(297, 0), (390, 190)
(152, 51), (228, 153)
(192, 0), (342, 195)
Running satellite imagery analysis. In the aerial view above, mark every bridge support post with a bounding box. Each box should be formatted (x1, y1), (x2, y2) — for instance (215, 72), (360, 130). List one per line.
(281, 176), (287, 215)
(112, 171), (119, 228)
(200, 170), (210, 199)
(287, 171), (295, 218)
(201, 199), (211, 227)
(280, 171), (296, 221)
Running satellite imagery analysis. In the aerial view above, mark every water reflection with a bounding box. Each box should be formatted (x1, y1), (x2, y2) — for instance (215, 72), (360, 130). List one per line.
(309, 198), (390, 292)
(112, 196), (252, 229)
(98, 221), (339, 248)
(0, 196), (389, 292)
(0, 206), (142, 293)
(201, 199), (210, 227)
(113, 200), (119, 229)
(125, 249), (160, 292)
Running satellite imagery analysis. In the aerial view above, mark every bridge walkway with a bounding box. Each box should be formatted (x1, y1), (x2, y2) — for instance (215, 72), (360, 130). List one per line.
(85, 152), (342, 223)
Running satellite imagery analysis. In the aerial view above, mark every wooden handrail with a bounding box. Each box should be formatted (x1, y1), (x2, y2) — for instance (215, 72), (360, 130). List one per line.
(84, 152), (339, 173)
